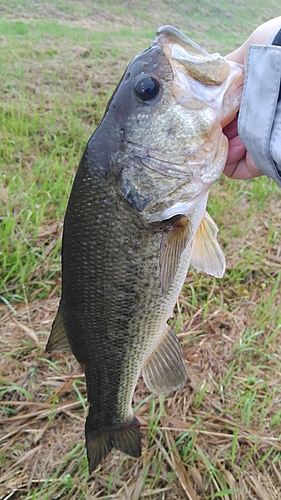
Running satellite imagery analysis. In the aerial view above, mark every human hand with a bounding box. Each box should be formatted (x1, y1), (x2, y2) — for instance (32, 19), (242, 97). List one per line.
(223, 16), (281, 180)
(223, 117), (263, 180)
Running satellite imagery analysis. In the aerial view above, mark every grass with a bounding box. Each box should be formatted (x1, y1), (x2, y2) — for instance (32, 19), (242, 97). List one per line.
(1, 0), (281, 498)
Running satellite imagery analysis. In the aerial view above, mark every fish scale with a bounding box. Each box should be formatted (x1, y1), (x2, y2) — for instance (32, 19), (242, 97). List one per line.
(46, 25), (244, 473)
(61, 159), (169, 406)
(55, 149), (188, 467)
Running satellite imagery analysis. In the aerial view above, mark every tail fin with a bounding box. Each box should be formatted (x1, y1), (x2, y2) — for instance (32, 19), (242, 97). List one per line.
(86, 411), (142, 473)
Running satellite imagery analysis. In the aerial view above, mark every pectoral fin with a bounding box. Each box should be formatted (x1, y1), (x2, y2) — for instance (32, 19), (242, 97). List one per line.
(142, 325), (186, 395)
(159, 216), (191, 295)
(45, 304), (73, 353)
(190, 212), (225, 278)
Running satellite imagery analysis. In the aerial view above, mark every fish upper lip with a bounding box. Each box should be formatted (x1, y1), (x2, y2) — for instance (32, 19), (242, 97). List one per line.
(154, 24), (211, 66)
(156, 25), (209, 56)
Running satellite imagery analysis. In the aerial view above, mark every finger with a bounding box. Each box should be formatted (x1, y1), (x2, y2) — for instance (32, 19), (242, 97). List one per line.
(225, 17), (281, 66)
(223, 116), (238, 139)
(226, 135), (246, 164)
(223, 158), (252, 179)
(223, 154), (263, 180)
(225, 44), (246, 65)
(245, 152), (264, 178)
(250, 17), (281, 46)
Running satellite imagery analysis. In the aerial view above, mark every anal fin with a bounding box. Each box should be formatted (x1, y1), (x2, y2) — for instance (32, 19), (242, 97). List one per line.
(142, 325), (187, 395)
(45, 303), (72, 353)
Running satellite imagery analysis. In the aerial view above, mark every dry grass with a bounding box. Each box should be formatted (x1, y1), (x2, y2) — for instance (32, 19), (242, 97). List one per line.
(1, 1), (281, 498)
(2, 259), (281, 498)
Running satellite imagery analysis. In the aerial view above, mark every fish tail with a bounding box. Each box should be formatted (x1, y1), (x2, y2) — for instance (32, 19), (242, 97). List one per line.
(86, 410), (142, 473)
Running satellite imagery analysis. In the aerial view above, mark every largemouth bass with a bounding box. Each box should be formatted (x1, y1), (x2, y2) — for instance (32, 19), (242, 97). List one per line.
(46, 25), (243, 473)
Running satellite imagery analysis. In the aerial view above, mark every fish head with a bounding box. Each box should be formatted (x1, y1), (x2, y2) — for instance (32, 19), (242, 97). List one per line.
(109, 26), (243, 223)
(154, 25), (243, 128)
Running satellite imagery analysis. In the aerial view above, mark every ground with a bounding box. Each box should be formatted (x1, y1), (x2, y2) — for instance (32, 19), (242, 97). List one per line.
(1, 1), (281, 499)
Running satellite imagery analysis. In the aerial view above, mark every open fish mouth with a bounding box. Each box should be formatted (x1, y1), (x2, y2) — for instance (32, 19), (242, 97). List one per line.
(152, 25), (243, 123)
(155, 25), (231, 86)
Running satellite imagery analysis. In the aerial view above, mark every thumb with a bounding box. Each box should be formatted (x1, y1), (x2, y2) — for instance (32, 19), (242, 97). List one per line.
(225, 16), (281, 65)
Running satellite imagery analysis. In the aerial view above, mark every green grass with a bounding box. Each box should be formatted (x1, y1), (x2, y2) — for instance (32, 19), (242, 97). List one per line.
(1, 0), (280, 301)
(1, 1), (281, 499)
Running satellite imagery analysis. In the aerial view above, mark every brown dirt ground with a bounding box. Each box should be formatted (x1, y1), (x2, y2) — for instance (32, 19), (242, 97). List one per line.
(1, 2), (281, 499)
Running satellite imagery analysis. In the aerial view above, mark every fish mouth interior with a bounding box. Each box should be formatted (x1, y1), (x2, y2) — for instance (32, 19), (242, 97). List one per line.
(153, 24), (232, 89)
(151, 26), (215, 109)
(152, 24), (243, 115)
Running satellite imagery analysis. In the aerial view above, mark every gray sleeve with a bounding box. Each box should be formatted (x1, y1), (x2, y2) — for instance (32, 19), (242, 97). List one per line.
(238, 44), (281, 186)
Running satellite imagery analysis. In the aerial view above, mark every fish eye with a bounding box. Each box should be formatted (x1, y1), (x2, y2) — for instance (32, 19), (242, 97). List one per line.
(134, 76), (160, 102)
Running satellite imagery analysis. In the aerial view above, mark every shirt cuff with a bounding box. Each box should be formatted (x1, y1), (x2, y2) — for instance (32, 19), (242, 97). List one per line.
(238, 44), (281, 186)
